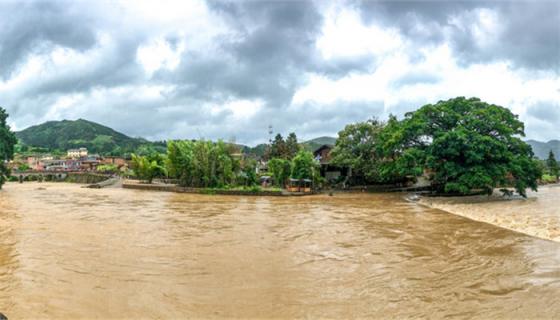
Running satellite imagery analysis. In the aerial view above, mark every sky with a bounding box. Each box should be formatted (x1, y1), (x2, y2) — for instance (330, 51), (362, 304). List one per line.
(0, 0), (559, 145)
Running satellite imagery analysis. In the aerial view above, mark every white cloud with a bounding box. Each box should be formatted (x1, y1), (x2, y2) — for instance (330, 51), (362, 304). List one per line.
(1, 0), (559, 144)
(294, 42), (560, 133)
(137, 38), (184, 75)
(317, 6), (403, 60)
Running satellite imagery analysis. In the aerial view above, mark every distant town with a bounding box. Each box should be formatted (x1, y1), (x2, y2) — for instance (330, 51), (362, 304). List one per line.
(8, 148), (129, 174)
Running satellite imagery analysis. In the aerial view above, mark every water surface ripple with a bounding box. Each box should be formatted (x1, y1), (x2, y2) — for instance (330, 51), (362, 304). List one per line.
(0, 183), (559, 318)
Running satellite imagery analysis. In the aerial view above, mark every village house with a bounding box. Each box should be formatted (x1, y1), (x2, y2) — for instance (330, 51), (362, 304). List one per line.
(313, 145), (350, 182)
(101, 156), (128, 167)
(26, 155), (54, 171)
(79, 155), (101, 171)
(67, 147), (88, 159)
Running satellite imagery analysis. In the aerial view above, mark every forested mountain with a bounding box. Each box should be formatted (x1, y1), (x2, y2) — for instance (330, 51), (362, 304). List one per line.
(526, 140), (560, 159)
(16, 119), (164, 155)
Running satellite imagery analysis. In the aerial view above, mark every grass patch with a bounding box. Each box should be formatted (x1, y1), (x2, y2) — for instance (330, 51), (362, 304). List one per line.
(542, 174), (558, 184)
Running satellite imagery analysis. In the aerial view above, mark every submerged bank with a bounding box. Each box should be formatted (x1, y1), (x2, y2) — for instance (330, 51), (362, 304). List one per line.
(419, 184), (560, 242)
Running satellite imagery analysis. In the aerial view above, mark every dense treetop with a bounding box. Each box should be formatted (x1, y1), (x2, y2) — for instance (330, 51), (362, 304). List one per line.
(0, 107), (17, 188)
(334, 97), (542, 196)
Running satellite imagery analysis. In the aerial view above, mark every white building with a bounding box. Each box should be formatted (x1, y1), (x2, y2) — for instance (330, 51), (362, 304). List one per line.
(67, 148), (88, 159)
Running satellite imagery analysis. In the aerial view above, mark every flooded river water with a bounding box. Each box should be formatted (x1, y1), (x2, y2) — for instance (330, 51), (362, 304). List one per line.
(0, 183), (559, 319)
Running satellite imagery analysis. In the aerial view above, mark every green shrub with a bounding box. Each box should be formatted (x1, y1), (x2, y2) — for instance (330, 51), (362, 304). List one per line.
(542, 174), (558, 184)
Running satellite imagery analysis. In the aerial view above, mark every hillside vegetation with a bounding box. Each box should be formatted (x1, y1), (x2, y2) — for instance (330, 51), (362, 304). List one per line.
(16, 119), (164, 156)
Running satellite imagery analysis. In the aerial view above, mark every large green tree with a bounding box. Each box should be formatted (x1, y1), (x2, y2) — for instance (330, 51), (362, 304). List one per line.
(269, 134), (287, 159)
(330, 118), (387, 183)
(0, 107), (17, 189)
(285, 132), (301, 159)
(381, 97), (541, 196)
(291, 150), (319, 181)
(547, 150), (559, 180)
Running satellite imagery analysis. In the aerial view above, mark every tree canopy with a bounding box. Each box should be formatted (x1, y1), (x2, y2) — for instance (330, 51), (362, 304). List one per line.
(131, 154), (166, 184)
(285, 133), (301, 159)
(0, 107), (17, 189)
(291, 150), (319, 180)
(268, 158), (292, 187)
(165, 140), (239, 188)
(330, 119), (386, 183)
(547, 150), (559, 179)
(268, 132), (300, 160)
(381, 97), (541, 196)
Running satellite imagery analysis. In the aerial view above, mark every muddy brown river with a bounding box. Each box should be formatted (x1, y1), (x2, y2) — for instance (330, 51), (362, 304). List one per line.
(0, 183), (559, 319)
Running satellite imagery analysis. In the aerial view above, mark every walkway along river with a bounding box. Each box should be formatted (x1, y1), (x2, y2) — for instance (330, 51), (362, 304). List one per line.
(0, 183), (559, 318)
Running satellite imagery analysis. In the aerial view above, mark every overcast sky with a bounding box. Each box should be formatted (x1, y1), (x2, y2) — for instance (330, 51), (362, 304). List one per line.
(0, 0), (559, 145)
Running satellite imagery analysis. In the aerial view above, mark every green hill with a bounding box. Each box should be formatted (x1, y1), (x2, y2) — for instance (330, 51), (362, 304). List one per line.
(242, 136), (337, 158)
(526, 140), (560, 160)
(301, 136), (337, 152)
(16, 119), (163, 156)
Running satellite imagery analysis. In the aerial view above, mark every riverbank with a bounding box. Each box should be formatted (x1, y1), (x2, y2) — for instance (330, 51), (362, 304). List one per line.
(122, 180), (295, 196)
(419, 184), (560, 242)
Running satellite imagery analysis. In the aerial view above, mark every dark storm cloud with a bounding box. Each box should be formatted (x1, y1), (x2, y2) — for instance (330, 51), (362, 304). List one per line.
(165, 0), (324, 108)
(25, 35), (146, 96)
(356, 0), (560, 71)
(163, 0), (375, 109)
(0, 1), (98, 78)
(527, 101), (560, 123)
(0, 0), (558, 144)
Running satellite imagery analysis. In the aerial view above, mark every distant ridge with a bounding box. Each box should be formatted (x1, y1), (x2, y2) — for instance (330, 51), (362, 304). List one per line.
(301, 136), (337, 152)
(526, 140), (560, 160)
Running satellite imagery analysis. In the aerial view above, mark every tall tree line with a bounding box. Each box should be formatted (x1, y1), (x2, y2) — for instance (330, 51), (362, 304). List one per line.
(0, 107), (17, 189)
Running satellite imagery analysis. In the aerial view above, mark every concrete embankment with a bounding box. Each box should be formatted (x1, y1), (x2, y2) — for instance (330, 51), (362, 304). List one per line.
(84, 177), (122, 189)
(65, 172), (111, 184)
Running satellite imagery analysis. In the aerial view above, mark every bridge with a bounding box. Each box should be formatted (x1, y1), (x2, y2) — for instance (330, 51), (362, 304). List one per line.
(10, 171), (69, 181)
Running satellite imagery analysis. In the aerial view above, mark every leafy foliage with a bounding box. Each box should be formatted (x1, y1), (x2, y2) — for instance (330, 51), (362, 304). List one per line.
(97, 164), (119, 174)
(330, 119), (388, 183)
(0, 107), (17, 188)
(269, 134), (287, 159)
(268, 158), (292, 187)
(291, 150), (319, 180)
(382, 97), (541, 196)
(238, 158), (258, 186)
(17, 163), (30, 171)
(131, 154), (166, 183)
(166, 140), (239, 188)
(546, 150), (559, 180)
(285, 132), (301, 159)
